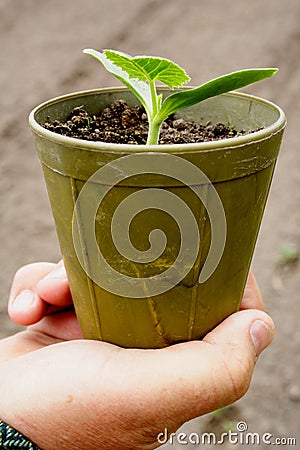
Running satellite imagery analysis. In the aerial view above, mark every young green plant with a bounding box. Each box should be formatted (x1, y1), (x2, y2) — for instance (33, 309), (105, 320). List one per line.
(83, 49), (278, 145)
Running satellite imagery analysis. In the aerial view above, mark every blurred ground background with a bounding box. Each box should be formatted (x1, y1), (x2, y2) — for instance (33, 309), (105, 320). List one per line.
(0, 0), (299, 448)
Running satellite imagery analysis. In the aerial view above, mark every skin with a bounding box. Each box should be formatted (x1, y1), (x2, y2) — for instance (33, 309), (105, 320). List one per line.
(0, 262), (274, 450)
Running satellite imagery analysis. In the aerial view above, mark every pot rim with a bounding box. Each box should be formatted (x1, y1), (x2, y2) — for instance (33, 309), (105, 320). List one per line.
(29, 87), (286, 153)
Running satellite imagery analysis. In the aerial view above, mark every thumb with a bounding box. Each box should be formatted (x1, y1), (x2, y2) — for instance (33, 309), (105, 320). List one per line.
(139, 310), (274, 431)
(203, 308), (274, 356)
(200, 309), (275, 409)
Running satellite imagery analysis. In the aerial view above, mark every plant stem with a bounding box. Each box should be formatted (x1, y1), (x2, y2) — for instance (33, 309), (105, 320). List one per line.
(149, 80), (158, 117)
(146, 119), (161, 145)
(146, 80), (162, 145)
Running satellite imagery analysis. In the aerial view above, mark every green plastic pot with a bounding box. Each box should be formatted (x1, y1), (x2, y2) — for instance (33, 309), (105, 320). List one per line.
(29, 87), (286, 348)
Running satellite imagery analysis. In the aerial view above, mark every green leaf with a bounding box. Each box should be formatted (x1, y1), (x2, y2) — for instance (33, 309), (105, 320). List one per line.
(157, 68), (278, 122)
(83, 48), (152, 114)
(104, 49), (190, 88)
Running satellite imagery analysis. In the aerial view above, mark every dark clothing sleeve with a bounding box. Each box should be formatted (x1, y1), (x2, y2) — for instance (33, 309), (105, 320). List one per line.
(0, 420), (41, 449)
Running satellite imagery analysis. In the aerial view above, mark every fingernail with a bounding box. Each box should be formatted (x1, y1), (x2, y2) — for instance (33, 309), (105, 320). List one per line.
(250, 319), (273, 356)
(44, 266), (67, 280)
(12, 289), (35, 307)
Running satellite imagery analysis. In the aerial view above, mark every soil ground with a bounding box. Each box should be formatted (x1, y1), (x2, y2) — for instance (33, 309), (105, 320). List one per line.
(43, 100), (249, 144)
(0, 1), (299, 448)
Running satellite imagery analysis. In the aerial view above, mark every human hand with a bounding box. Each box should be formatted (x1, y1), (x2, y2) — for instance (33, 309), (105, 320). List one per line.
(0, 262), (274, 450)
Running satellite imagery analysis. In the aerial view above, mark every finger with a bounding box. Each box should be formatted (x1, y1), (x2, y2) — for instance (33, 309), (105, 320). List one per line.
(8, 262), (73, 327)
(36, 262), (72, 307)
(240, 269), (265, 311)
(8, 262), (56, 326)
(29, 308), (83, 341)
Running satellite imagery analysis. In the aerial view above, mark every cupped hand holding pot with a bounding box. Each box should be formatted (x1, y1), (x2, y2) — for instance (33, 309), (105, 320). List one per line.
(0, 261), (274, 450)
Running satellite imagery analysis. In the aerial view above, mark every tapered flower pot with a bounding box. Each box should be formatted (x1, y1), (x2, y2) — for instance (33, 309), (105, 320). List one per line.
(29, 87), (286, 348)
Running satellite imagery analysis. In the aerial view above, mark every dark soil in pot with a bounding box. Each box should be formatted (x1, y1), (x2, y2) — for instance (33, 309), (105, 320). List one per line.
(43, 99), (257, 145)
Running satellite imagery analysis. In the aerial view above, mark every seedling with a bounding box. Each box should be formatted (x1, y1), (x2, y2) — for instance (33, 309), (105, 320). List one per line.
(83, 49), (277, 145)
